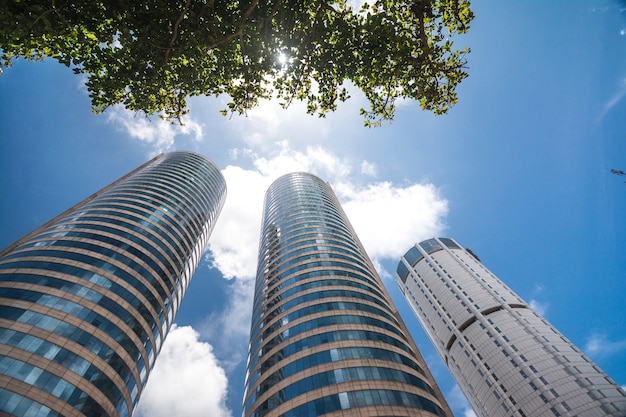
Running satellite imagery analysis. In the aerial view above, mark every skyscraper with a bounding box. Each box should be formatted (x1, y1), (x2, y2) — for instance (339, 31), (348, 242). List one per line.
(243, 172), (452, 417)
(397, 237), (626, 417)
(0, 151), (226, 417)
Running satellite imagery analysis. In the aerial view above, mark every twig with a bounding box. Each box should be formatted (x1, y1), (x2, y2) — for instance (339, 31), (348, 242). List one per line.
(164, 0), (192, 62)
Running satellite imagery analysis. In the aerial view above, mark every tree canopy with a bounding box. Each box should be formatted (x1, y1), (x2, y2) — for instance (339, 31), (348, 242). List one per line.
(0, 0), (473, 125)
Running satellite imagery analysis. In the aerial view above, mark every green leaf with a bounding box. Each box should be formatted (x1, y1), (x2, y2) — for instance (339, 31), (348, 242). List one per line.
(0, 0), (473, 126)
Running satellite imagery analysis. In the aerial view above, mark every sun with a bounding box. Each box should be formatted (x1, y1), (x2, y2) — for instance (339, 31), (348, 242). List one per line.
(277, 52), (288, 66)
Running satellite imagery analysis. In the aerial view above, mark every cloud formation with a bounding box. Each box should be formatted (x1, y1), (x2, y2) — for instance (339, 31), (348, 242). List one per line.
(198, 278), (255, 370)
(207, 164), (269, 280)
(527, 283), (548, 316)
(584, 333), (626, 359)
(447, 384), (478, 417)
(107, 106), (203, 154)
(529, 299), (548, 316)
(198, 142), (449, 416)
(360, 160), (378, 177)
(252, 142), (352, 178)
(208, 143), (448, 281)
(600, 76), (626, 120)
(338, 181), (448, 262)
(134, 325), (231, 417)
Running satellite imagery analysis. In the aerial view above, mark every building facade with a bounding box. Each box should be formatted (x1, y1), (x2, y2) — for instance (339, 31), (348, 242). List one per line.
(0, 151), (226, 417)
(396, 237), (626, 417)
(243, 173), (452, 417)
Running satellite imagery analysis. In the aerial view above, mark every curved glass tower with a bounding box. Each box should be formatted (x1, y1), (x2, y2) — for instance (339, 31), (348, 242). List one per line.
(243, 173), (452, 417)
(0, 151), (226, 417)
(397, 237), (626, 417)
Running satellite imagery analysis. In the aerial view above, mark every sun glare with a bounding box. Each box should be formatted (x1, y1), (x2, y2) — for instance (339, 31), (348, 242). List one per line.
(277, 52), (288, 66)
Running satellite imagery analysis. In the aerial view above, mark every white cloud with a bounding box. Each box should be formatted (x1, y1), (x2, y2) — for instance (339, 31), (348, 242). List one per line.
(251, 142), (352, 179)
(207, 165), (269, 280)
(132, 111), (447, 417)
(134, 325), (231, 417)
(464, 408), (479, 417)
(600, 76), (626, 120)
(224, 82), (372, 149)
(337, 181), (448, 262)
(447, 384), (477, 417)
(370, 258), (391, 280)
(179, 118), (204, 141)
(226, 97), (327, 149)
(198, 278), (255, 370)
(584, 333), (626, 359)
(208, 143), (354, 280)
(207, 143), (448, 283)
(346, 0), (373, 14)
(203, 142), (448, 374)
(360, 160), (377, 177)
(529, 299), (548, 316)
(233, 101), (285, 147)
(527, 284), (548, 315)
(106, 106), (203, 154)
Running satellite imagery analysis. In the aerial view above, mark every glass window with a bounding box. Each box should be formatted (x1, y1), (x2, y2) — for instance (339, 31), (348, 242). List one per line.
(248, 366), (435, 416)
(397, 261), (410, 283)
(0, 388), (61, 417)
(403, 246), (424, 266)
(249, 299), (399, 357)
(0, 355), (114, 416)
(0, 305), (140, 395)
(247, 329), (413, 376)
(0, 260), (165, 342)
(251, 313), (405, 359)
(273, 389), (446, 417)
(439, 238), (460, 249)
(419, 239), (442, 254)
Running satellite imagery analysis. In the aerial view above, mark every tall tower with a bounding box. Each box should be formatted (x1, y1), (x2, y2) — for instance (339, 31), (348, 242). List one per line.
(243, 172), (452, 417)
(0, 151), (226, 417)
(396, 237), (626, 417)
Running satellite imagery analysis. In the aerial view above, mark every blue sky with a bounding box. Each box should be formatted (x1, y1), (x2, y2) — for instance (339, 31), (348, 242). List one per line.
(1, 1), (626, 417)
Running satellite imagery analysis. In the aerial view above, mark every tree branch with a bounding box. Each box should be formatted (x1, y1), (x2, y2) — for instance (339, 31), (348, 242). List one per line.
(201, 0), (260, 52)
(417, 14), (440, 88)
(241, 0), (260, 21)
(321, 2), (349, 19)
(164, 0), (192, 62)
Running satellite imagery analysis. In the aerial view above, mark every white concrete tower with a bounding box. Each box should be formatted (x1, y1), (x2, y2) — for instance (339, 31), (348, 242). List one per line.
(396, 237), (626, 417)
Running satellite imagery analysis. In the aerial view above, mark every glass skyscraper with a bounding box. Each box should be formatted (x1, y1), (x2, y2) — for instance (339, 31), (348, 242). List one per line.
(243, 172), (452, 417)
(397, 237), (626, 417)
(0, 151), (226, 417)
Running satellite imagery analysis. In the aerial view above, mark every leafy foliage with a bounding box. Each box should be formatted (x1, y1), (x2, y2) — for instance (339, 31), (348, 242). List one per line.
(0, 0), (473, 125)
